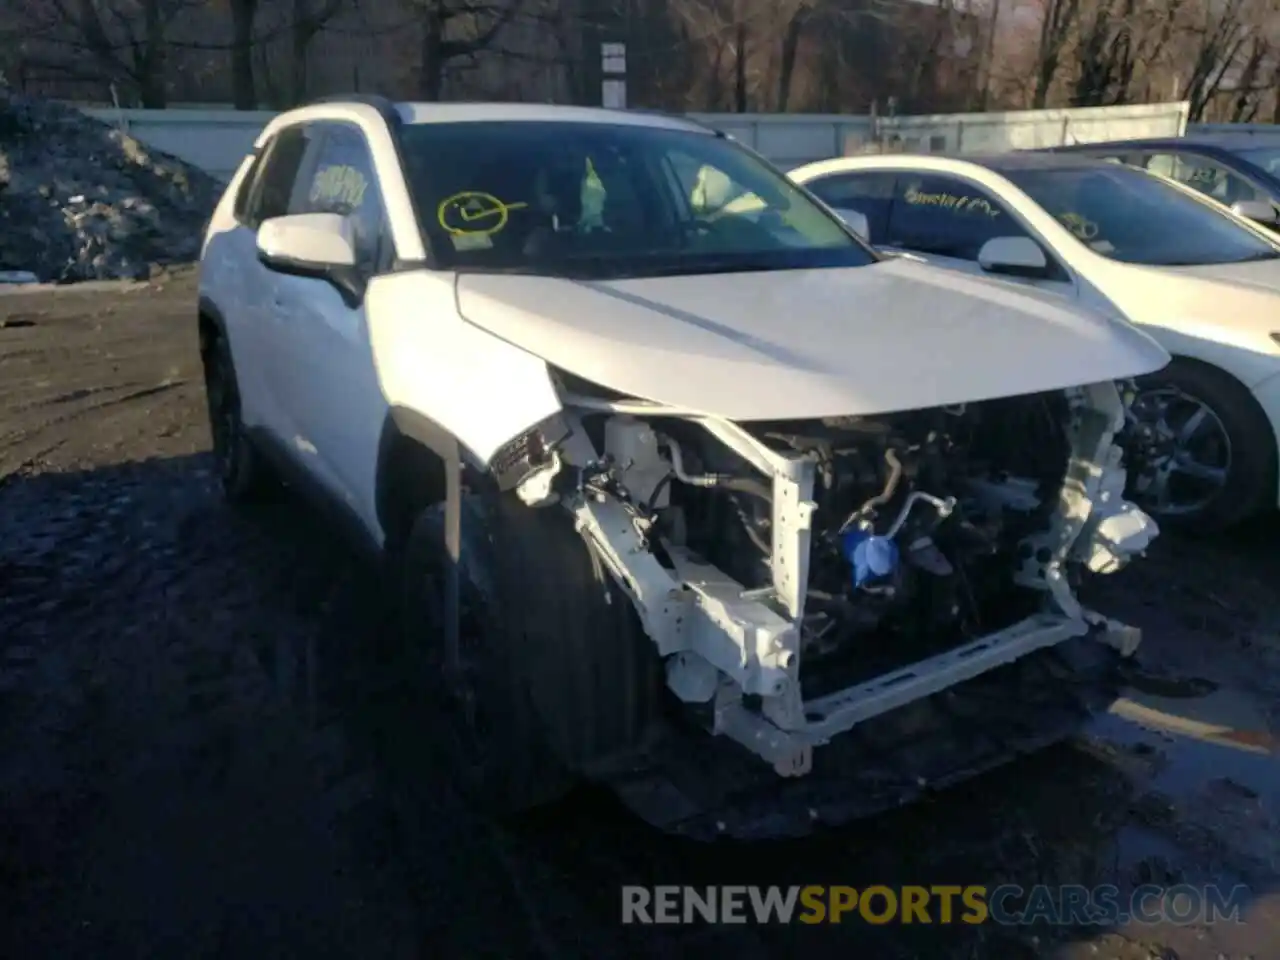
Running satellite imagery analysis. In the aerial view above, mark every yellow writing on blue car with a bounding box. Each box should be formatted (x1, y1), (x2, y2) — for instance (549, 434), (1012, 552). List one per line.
(904, 185), (1000, 218)
(310, 164), (368, 210)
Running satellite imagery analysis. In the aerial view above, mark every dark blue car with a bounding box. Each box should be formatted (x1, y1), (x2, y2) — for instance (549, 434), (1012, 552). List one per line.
(1043, 134), (1280, 229)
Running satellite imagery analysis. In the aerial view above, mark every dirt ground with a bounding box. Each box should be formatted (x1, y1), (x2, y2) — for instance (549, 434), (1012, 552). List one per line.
(2, 269), (1279, 959)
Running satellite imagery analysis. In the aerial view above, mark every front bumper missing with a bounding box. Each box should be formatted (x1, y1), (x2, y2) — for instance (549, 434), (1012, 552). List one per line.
(565, 380), (1149, 788)
(608, 629), (1126, 840)
(713, 612), (1115, 776)
(572, 461), (1145, 782)
(631, 526), (1140, 779)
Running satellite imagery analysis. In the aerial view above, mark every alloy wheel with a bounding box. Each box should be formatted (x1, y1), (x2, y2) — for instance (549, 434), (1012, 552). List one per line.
(1125, 386), (1231, 517)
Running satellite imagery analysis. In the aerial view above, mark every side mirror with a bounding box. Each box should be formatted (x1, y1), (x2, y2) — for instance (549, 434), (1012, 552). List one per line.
(977, 236), (1049, 278)
(831, 207), (870, 242)
(257, 212), (357, 275)
(1229, 199), (1279, 226)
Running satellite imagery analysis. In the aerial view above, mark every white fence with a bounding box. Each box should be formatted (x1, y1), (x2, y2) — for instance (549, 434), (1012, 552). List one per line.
(871, 101), (1191, 156)
(83, 106), (278, 181)
(81, 100), (1195, 180)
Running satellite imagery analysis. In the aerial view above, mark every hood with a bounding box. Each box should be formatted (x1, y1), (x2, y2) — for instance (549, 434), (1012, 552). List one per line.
(455, 258), (1169, 421)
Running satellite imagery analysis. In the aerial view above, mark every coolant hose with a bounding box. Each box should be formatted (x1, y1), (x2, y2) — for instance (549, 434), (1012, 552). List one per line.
(662, 435), (772, 500)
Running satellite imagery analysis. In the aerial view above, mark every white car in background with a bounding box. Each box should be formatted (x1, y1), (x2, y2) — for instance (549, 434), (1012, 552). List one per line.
(789, 152), (1280, 532)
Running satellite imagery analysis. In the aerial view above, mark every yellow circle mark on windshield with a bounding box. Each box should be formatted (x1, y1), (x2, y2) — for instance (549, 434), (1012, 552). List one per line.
(437, 191), (529, 236)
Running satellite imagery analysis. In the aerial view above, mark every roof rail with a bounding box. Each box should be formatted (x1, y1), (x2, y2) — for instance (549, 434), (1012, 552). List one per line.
(304, 93), (402, 128)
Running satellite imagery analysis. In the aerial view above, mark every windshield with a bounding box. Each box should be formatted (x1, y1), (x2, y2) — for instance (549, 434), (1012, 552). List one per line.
(1001, 164), (1280, 266)
(1230, 144), (1280, 178)
(396, 120), (874, 279)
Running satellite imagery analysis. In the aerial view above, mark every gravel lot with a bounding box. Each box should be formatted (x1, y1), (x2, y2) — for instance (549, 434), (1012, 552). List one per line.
(2, 269), (1278, 959)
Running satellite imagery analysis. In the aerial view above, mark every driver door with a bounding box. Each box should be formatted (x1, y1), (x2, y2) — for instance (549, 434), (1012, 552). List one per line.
(268, 124), (392, 531)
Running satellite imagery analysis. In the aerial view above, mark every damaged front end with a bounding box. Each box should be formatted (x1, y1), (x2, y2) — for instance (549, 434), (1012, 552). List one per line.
(501, 375), (1156, 837)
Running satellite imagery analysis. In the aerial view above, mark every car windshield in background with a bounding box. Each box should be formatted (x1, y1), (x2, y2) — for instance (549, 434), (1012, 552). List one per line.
(1002, 164), (1280, 267)
(396, 120), (873, 279)
(1230, 144), (1280, 177)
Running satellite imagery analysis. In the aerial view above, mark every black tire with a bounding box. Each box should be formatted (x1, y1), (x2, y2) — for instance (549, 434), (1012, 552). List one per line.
(201, 329), (280, 504)
(399, 489), (664, 813)
(400, 495), (571, 814)
(1127, 358), (1277, 534)
(485, 491), (665, 778)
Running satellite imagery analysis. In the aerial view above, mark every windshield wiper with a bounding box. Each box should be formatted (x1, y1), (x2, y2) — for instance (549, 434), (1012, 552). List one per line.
(524, 255), (798, 280)
(1154, 251), (1280, 266)
(632, 259), (793, 278)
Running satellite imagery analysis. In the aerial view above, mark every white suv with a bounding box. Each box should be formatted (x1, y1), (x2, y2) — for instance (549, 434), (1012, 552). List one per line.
(198, 97), (1169, 839)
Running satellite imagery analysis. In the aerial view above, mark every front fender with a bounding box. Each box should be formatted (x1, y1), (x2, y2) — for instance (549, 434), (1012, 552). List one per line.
(365, 270), (563, 465)
(1140, 321), (1280, 391)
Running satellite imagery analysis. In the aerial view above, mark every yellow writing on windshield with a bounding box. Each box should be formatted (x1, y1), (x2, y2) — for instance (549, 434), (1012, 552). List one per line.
(310, 164), (368, 209)
(436, 191), (529, 237)
(903, 186), (1000, 218)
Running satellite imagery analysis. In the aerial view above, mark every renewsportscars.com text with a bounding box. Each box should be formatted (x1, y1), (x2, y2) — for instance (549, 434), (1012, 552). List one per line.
(621, 884), (1249, 926)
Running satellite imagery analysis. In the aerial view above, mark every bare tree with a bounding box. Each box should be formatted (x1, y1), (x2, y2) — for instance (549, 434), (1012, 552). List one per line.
(972, 0), (1002, 110)
(289, 0), (347, 103)
(11, 0), (202, 106)
(775, 0), (813, 111)
(1177, 0), (1250, 120)
(1032, 0), (1082, 108)
(732, 4), (746, 111)
(406, 0), (525, 99)
(664, 0), (752, 111)
(228, 0), (260, 107)
(1226, 36), (1267, 121)
(1069, 0), (1184, 107)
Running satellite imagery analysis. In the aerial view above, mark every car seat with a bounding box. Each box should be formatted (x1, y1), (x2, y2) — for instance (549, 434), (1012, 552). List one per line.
(522, 154), (586, 259)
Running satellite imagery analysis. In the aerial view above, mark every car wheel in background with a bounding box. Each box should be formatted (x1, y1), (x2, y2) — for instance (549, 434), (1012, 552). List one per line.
(1123, 357), (1277, 534)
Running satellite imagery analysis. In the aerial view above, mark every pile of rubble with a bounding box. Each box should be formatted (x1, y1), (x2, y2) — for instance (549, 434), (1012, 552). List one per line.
(0, 86), (222, 283)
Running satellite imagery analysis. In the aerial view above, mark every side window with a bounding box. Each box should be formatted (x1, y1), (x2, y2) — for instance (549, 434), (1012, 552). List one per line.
(803, 172), (895, 244)
(241, 126), (312, 228)
(296, 126), (389, 272)
(658, 149), (848, 249)
(887, 173), (1028, 260)
(665, 150), (762, 218)
(1140, 152), (1261, 206)
(233, 149), (268, 223)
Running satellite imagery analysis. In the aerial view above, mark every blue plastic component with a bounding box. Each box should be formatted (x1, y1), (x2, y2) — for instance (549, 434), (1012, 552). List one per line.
(841, 529), (900, 588)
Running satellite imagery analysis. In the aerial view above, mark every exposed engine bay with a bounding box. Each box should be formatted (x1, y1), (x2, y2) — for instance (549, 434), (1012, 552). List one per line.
(660, 399), (1073, 691)
(505, 376), (1158, 778)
